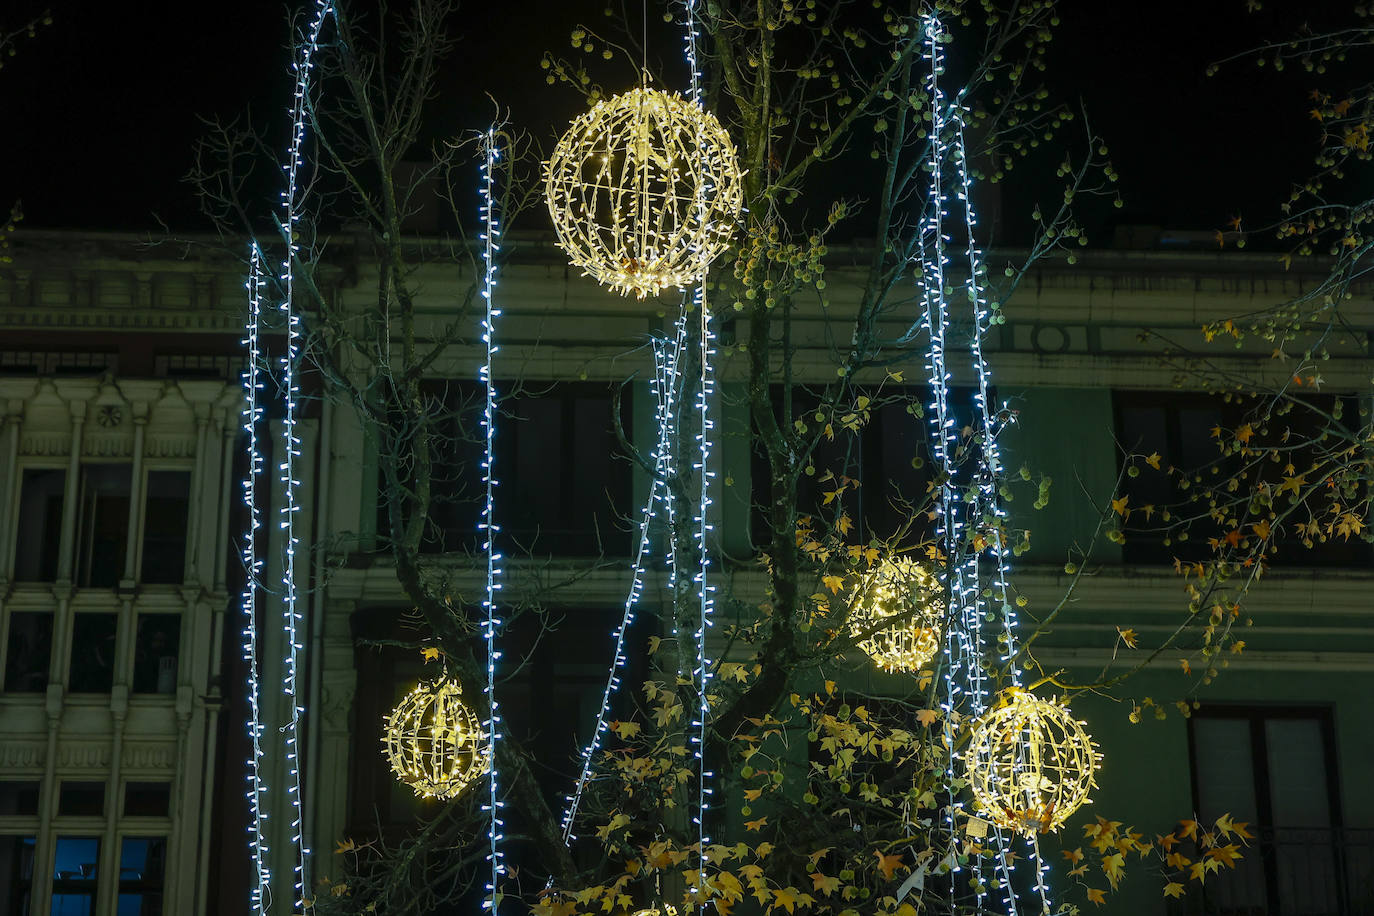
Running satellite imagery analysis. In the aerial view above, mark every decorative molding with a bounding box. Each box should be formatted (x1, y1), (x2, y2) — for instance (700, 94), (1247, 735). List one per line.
(0, 742), (44, 768)
(122, 743), (177, 770)
(56, 743), (112, 768)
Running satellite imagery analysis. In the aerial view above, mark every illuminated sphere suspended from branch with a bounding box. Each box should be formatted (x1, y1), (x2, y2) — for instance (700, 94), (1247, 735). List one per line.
(545, 87), (744, 298)
(965, 691), (1101, 835)
(631, 905), (679, 916)
(383, 676), (489, 800)
(848, 557), (943, 673)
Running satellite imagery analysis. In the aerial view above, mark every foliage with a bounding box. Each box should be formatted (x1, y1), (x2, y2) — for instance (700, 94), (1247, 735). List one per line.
(199, 0), (1250, 914)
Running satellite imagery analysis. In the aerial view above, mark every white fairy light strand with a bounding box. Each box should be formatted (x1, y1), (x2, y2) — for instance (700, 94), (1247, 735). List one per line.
(478, 128), (507, 913)
(944, 42), (1052, 911)
(682, 0), (717, 906)
(275, 2), (333, 909)
(240, 244), (272, 914)
(914, 15), (1018, 914)
(560, 327), (684, 844)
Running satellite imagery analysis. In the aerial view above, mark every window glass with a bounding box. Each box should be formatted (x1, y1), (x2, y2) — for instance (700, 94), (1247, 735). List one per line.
(51, 836), (99, 915)
(122, 782), (171, 818)
(500, 384), (632, 555)
(140, 471), (190, 585)
(68, 614), (117, 693)
(132, 615), (180, 695)
(117, 836), (166, 916)
(0, 835), (35, 915)
(0, 781), (40, 816)
(4, 612), (53, 692)
(58, 782), (105, 818)
(76, 464), (131, 588)
(14, 469), (65, 581)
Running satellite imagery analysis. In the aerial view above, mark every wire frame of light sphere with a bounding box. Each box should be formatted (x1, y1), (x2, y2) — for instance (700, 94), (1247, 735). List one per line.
(965, 691), (1101, 835)
(383, 676), (490, 800)
(631, 905), (679, 916)
(545, 87), (743, 299)
(848, 557), (943, 673)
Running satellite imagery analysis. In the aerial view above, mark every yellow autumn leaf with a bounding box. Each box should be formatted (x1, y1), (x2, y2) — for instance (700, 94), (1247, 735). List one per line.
(336, 837), (357, 854)
(744, 816), (769, 832)
(1101, 852), (1126, 889)
(1145, 452), (1162, 469)
(610, 720), (641, 739)
(873, 850), (905, 880)
(1116, 627), (1138, 649)
(1111, 494), (1130, 518)
(822, 575), (845, 595)
(421, 647), (441, 662)
(1163, 882), (1184, 899)
(771, 887), (798, 914)
(915, 709), (940, 727)
(810, 873), (840, 897)
(1085, 888), (1106, 906)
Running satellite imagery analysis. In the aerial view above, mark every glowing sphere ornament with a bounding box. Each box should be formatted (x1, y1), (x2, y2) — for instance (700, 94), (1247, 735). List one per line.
(383, 676), (490, 800)
(848, 557), (943, 673)
(545, 87), (743, 298)
(965, 690), (1101, 835)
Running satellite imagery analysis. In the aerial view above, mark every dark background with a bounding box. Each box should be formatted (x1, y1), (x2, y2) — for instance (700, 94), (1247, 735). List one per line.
(0, 0), (1348, 240)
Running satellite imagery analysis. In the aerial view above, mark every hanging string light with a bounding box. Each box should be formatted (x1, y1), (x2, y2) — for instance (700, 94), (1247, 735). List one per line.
(847, 557), (943, 673)
(560, 326), (685, 845)
(682, 1), (717, 907)
(383, 676), (491, 799)
(544, 86), (743, 298)
(478, 127), (507, 914)
(965, 691), (1101, 835)
(239, 244), (271, 912)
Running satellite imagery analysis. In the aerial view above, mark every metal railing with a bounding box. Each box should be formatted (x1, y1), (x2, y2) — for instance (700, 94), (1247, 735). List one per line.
(1177, 827), (1374, 916)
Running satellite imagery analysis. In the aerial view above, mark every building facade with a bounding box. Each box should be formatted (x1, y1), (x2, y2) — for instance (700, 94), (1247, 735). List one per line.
(0, 230), (1371, 915)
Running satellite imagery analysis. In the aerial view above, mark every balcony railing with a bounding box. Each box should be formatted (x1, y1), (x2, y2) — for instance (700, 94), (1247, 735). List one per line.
(1178, 827), (1374, 916)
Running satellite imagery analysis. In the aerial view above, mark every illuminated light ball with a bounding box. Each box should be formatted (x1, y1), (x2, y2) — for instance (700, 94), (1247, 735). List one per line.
(848, 557), (943, 673)
(383, 676), (489, 800)
(545, 87), (744, 299)
(965, 690), (1101, 835)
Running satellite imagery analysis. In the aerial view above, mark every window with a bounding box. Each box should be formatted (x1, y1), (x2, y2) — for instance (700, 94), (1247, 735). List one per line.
(14, 469), (65, 582)
(4, 612), (53, 693)
(750, 386), (954, 549)
(0, 782), (40, 816)
(1114, 391), (1369, 566)
(50, 835), (99, 915)
(0, 835), (35, 915)
(131, 615), (179, 695)
(57, 783), (105, 819)
(140, 471), (190, 585)
(68, 614), (117, 693)
(76, 464), (131, 588)
(117, 836), (166, 915)
(1189, 707), (1345, 914)
(122, 783), (170, 819)
(499, 383), (632, 556)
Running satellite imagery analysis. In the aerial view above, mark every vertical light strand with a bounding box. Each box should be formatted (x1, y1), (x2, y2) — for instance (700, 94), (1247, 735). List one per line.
(241, 244), (271, 914)
(560, 326), (684, 845)
(682, 1), (715, 907)
(914, 14), (997, 912)
(478, 128), (506, 914)
(947, 71), (1047, 915)
(275, 3), (333, 910)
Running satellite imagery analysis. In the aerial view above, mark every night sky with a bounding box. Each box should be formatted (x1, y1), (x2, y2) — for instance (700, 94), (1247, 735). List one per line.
(0, 0), (1337, 242)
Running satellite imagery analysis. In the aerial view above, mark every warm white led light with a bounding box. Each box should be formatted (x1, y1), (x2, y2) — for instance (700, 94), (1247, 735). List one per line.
(848, 557), (943, 673)
(965, 691), (1101, 835)
(545, 86), (743, 298)
(384, 677), (491, 799)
